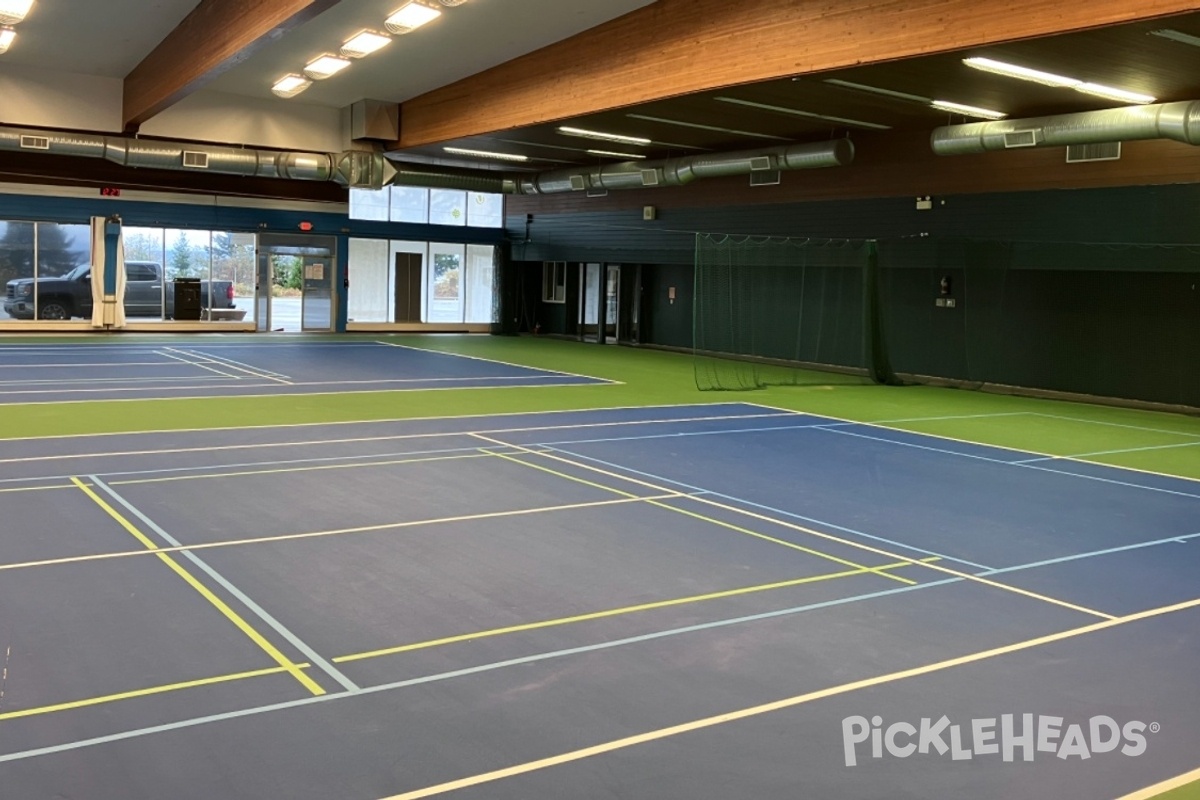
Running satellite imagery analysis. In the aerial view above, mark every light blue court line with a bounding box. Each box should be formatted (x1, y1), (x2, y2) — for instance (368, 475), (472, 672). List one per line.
(975, 531), (1200, 577)
(89, 476), (360, 695)
(1014, 440), (1200, 464)
(538, 446), (994, 571)
(813, 412), (1031, 427)
(0, 577), (962, 766)
(815, 426), (1200, 501)
(521, 422), (830, 449)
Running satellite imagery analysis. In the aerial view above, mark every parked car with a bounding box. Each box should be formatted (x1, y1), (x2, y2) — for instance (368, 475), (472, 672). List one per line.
(3, 262), (235, 320)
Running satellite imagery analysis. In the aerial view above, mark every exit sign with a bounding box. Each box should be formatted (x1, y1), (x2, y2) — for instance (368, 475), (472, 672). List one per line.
(100, 187), (122, 197)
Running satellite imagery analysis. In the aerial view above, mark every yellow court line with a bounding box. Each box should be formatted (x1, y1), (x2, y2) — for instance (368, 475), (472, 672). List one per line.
(336, 557), (937, 664)
(1116, 766), (1200, 799)
(69, 477), (325, 697)
(110, 450), (498, 486)
(380, 593), (1200, 800)
(503, 443), (1115, 620)
(473, 434), (914, 586)
(0, 494), (685, 575)
(0, 664), (307, 722)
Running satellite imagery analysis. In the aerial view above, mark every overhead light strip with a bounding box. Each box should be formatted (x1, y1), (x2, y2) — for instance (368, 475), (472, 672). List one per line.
(0, 0), (33, 25)
(586, 149), (647, 160)
(303, 54), (352, 80)
(557, 126), (651, 145)
(385, 1), (441, 34)
(271, 74), (313, 98)
(930, 100), (1008, 120)
(443, 147), (528, 162)
(0, 26), (14, 54)
(341, 30), (391, 59)
(626, 114), (791, 141)
(1149, 29), (1200, 48)
(714, 96), (891, 130)
(963, 57), (1155, 104)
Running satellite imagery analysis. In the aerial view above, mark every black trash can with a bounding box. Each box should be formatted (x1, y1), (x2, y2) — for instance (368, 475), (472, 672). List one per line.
(173, 278), (202, 321)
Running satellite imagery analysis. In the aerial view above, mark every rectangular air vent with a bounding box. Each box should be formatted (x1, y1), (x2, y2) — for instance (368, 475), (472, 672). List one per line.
(1002, 129), (1041, 148)
(749, 170), (781, 187)
(748, 156), (773, 171)
(19, 135), (50, 150)
(640, 169), (660, 187)
(1066, 142), (1122, 163)
(182, 150), (210, 169)
(569, 175), (587, 191)
(585, 187), (609, 198)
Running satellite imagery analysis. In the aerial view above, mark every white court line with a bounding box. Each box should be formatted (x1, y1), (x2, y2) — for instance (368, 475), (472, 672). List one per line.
(1031, 412), (1200, 440)
(0, 361), (189, 369)
(156, 348), (246, 380)
(0, 411), (795, 469)
(0, 401), (753, 442)
(168, 348), (292, 383)
(1015, 440), (1200, 463)
(746, 402), (1200, 487)
(374, 340), (608, 382)
(0, 375), (238, 389)
(0, 378), (617, 406)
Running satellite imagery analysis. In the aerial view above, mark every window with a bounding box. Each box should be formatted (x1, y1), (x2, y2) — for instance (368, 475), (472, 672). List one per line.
(543, 261), (566, 303)
(389, 187), (429, 224)
(126, 262), (157, 281)
(429, 190), (466, 227)
(349, 187), (390, 221)
(467, 192), (504, 228)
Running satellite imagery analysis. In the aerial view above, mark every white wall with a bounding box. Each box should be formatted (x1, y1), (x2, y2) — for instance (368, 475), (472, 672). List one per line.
(0, 64), (123, 131)
(141, 90), (345, 153)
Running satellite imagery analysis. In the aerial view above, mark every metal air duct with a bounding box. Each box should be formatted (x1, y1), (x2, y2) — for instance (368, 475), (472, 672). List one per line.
(931, 100), (1200, 156)
(0, 126), (393, 188)
(515, 139), (854, 195)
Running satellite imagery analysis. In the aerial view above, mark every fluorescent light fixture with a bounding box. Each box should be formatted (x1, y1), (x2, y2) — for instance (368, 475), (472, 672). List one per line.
(963, 56), (1156, 105)
(271, 73), (313, 98)
(931, 100), (1008, 120)
(1149, 29), (1200, 48)
(823, 79), (931, 104)
(443, 147), (528, 162)
(963, 57), (1079, 88)
(1074, 83), (1156, 104)
(587, 149), (647, 160)
(0, 26), (14, 54)
(385, 1), (441, 34)
(714, 96), (891, 130)
(557, 126), (651, 145)
(625, 113), (790, 141)
(438, 0), (467, 5)
(0, 0), (33, 25)
(303, 54), (352, 80)
(341, 30), (391, 58)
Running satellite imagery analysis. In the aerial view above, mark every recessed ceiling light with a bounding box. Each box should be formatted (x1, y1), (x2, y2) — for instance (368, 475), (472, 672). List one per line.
(0, 26), (14, 54)
(931, 100), (1008, 120)
(587, 149), (647, 160)
(0, 0), (33, 25)
(963, 57), (1079, 88)
(1149, 29), (1200, 48)
(341, 31), (391, 59)
(385, 1), (441, 34)
(557, 126), (651, 145)
(443, 147), (529, 162)
(822, 79), (931, 104)
(1074, 83), (1156, 104)
(438, 0), (467, 5)
(714, 96), (891, 130)
(625, 114), (790, 141)
(303, 55), (352, 81)
(271, 74), (313, 98)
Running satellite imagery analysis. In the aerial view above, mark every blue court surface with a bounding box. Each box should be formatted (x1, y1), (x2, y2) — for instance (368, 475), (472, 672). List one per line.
(0, 340), (611, 403)
(0, 403), (1196, 799)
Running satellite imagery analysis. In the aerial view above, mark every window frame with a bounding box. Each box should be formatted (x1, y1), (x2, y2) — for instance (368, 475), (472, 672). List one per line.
(542, 261), (566, 303)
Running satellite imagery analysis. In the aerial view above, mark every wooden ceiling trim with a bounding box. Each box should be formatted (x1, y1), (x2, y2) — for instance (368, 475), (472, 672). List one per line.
(395, 0), (1200, 148)
(122, 0), (343, 132)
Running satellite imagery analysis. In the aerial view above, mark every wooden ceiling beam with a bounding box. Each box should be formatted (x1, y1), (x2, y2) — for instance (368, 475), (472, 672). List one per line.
(123, 0), (343, 132)
(394, 0), (1200, 148)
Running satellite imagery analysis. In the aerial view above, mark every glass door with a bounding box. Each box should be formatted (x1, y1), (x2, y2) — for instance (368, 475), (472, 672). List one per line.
(301, 257), (333, 331)
(256, 233), (337, 333)
(255, 250), (271, 332)
(603, 264), (620, 344)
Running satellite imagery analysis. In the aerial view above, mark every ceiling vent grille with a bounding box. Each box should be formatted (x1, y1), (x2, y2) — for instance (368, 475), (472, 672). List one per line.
(1003, 129), (1041, 148)
(1066, 141), (1122, 163)
(749, 170), (781, 187)
(568, 174), (587, 191)
(182, 150), (210, 169)
(748, 156), (773, 171)
(585, 187), (609, 198)
(19, 135), (50, 150)
(640, 169), (660, 187)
